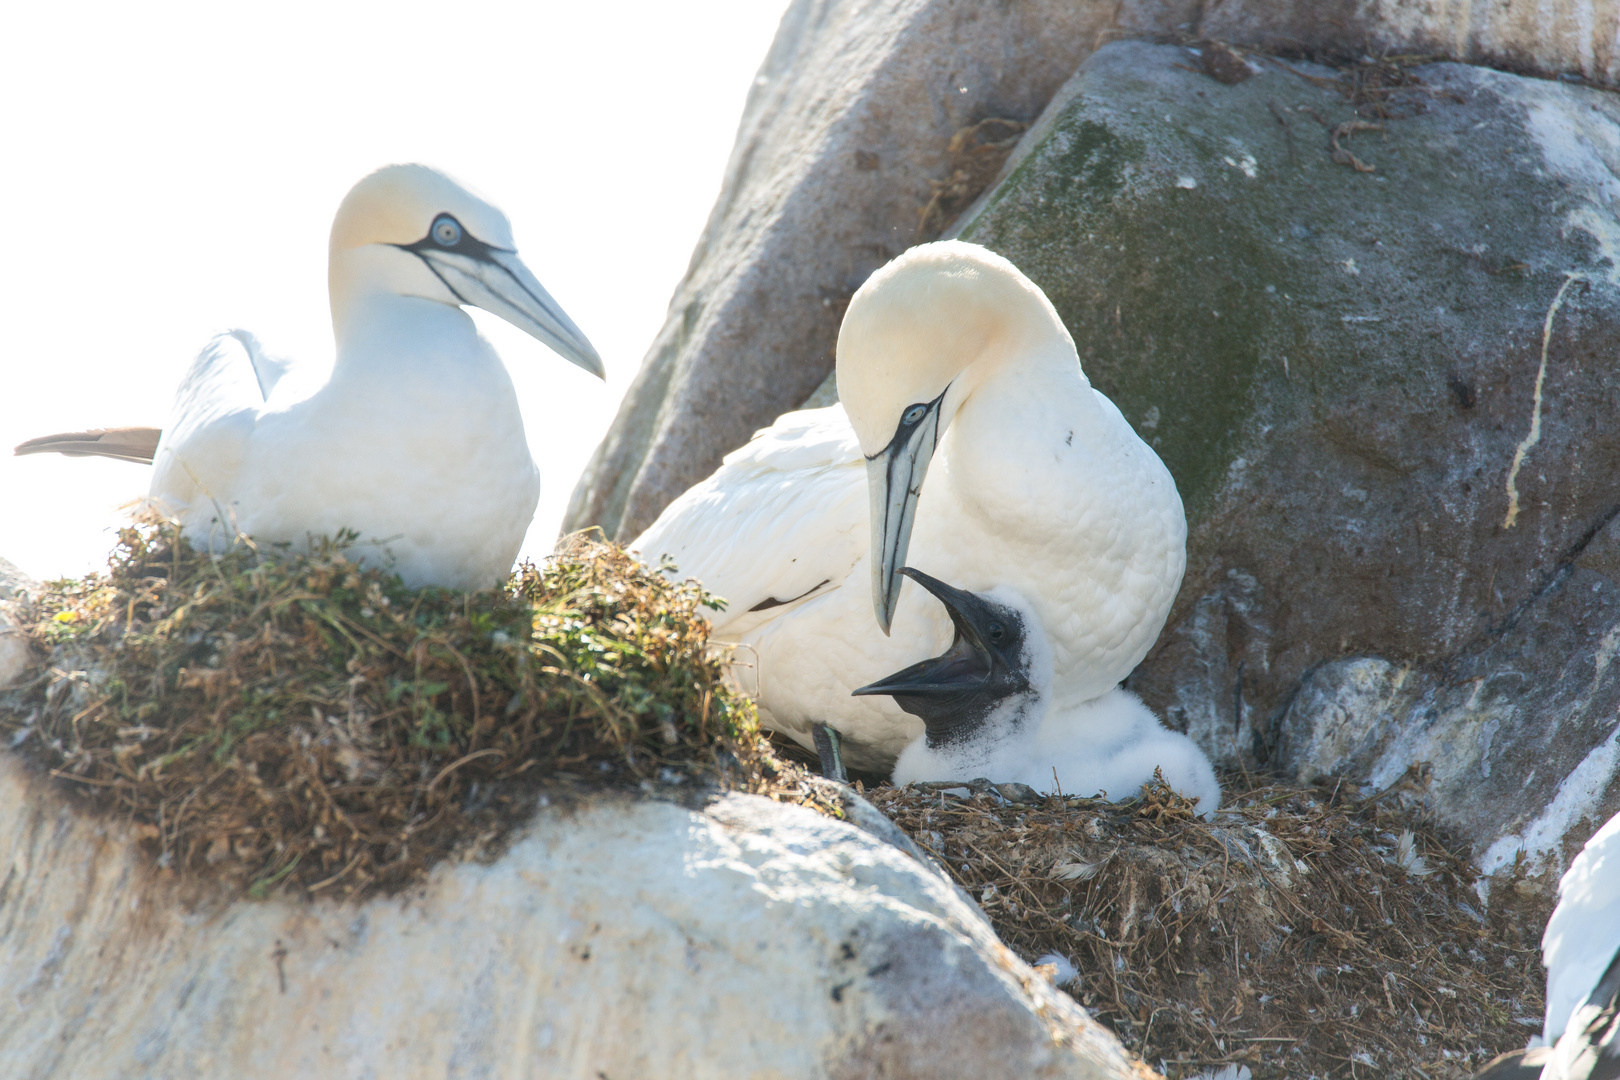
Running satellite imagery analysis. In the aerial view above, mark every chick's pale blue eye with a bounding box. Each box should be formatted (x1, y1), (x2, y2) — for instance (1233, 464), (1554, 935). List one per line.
(903, 404), (928, 425)
(432, 216), (462, 247)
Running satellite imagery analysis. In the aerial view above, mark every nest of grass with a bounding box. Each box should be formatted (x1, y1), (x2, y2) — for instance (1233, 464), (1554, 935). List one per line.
(0, 521), (800, 900)
(868, 773), (1552, 1080)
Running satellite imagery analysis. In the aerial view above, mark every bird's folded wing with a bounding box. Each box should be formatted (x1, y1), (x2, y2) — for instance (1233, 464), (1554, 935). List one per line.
(1550, 948), (1620, 1080)
(147, 332), (269, 516)
(1544, 813), (1620, 1047)
(1470, 1047), (1550, 1079)
(13, 427), (163, 464)
(629, 406), (868, 638)
(227, 329), (294, 400)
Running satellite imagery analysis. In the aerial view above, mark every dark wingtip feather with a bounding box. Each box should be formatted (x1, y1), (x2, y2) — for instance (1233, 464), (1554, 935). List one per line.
(13, 427), (162, 464)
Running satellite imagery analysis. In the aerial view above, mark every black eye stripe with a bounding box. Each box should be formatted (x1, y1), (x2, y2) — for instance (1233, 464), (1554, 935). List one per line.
(865, 386), (949, 464)
(398, 214), (507, 264)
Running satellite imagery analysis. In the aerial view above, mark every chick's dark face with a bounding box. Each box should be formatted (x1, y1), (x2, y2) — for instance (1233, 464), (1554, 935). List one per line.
(852, 568), (1031, 747)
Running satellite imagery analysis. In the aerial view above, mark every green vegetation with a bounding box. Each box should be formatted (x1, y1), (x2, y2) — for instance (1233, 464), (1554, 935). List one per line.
(0, 521), (786, 899)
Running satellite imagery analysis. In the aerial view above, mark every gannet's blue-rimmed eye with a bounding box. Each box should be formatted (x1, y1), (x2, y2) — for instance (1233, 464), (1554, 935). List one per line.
(432, 216), (462, 247)
(902, 403), (928, 426)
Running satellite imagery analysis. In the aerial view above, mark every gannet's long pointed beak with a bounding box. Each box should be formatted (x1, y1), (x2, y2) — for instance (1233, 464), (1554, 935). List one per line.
(416, 246), (605, 379)
(867, 391), (946, 634)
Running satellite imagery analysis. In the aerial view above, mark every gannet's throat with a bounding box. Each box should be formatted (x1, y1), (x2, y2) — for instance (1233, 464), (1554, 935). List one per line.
(853, 567), (1032, 747)
(867, 387), (948, 634)
(394, 213), (603, 379)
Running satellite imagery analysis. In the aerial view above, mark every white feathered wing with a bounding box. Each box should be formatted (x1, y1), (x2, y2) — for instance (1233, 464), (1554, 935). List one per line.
(631, 406), (868, 640)
(147, 330), (286, 535)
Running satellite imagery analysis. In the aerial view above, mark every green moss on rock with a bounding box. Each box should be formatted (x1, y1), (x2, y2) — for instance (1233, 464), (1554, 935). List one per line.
(957, 50), (1581, 520)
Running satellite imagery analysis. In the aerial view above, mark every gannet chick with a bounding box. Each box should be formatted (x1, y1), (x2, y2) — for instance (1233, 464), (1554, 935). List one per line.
(632, 241), (1185, 770)
(15, 164), (602, 590)
(1475, 810), (1620, 1079)
(856, 568), (1220, 819)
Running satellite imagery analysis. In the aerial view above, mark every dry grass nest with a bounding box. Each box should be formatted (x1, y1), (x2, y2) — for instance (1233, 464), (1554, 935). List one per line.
(867, 772), (1554, 1080)
(0, 521), (1556, 1079)
(0, 521), (819, 901)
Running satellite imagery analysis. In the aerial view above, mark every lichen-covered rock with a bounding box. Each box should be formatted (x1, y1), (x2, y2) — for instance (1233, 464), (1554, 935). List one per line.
(566, 0), (1620, 542)
(0, 559), (34, 688)
(0, 757), (1142, 1079)
(0, 556), (31, 600)
(1201, 0), (1620, 81)
(951, 41), (1620, 869)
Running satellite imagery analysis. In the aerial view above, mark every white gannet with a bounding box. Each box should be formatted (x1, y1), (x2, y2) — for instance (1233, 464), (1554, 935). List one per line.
(1475, 811), (1620, 1079)
(14, 163), (602, 590)
(631, 241), (1185, 770)
(857, 568), (1220, 818)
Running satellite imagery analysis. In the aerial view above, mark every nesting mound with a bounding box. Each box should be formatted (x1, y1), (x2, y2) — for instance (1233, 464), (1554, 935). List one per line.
(0, 523), (789, 899)
(869, 775), (1552, 1080)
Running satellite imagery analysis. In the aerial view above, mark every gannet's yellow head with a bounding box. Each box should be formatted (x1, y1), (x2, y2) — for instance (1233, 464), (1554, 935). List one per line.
(327, 163), (602, 378)
(835, 241), (1075, 633)
(330, 163), (517, 254)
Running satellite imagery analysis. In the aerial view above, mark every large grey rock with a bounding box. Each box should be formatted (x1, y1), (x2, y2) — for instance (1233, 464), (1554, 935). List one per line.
(567, 0), (1620, 541)
(0, 559), (35, 688)
(0, 615), (26, 690)
(0, 556), (33, 601)
(565, 0), (1127, 539)
(950, 42), (1620, 869)
(0, 755), (1141, 1079)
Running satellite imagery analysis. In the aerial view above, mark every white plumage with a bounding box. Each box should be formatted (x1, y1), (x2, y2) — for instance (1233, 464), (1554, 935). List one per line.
(892, 683), (1220, 820)
(22, 164), (602, 591)
(1543, 811), (1620, 1042)
(633, 241), (1185, 770)
(866, 575), (1219, 819)
(1480, 812), (1620, 1077)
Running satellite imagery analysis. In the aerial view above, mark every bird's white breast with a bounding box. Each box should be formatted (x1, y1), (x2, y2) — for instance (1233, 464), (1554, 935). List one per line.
(924, 370), (1186, 712)
(690, 376), (1184, 769)
(158, 302), (538, 591)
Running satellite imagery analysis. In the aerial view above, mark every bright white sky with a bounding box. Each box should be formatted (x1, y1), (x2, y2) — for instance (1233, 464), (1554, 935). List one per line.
(0, 0), (789, 581)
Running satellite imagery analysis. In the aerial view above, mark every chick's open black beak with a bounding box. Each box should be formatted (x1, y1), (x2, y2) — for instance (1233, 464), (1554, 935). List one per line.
(853, 568), (1012, 698)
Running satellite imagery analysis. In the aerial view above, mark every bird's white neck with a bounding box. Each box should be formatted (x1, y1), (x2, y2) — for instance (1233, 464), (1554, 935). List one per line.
(328, 245), (476, 359)
(944, 339), (1100, 471)
(903, 692), (1039, 785)
(331, 290), (478, 366)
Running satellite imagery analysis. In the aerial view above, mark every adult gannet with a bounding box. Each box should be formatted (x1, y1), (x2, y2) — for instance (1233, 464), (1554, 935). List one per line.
(1474, 811), (1620, 1079)
(15, 164), (602, 590)
(857, 568), (1220, 818)
(632, 241), (1185, 770)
